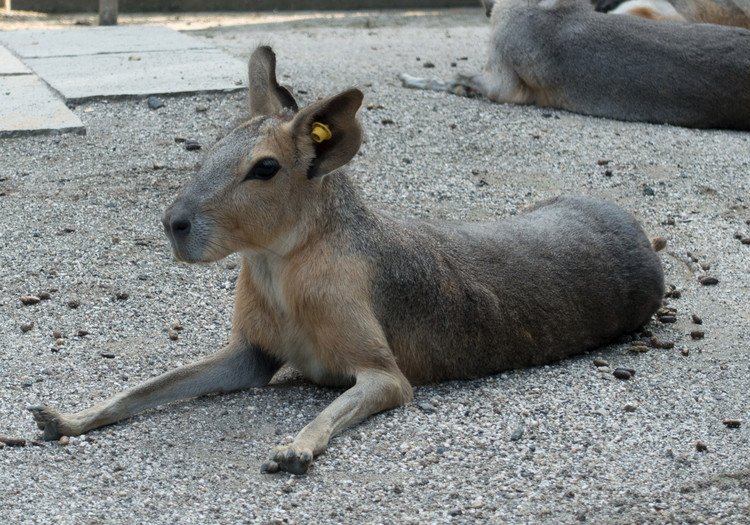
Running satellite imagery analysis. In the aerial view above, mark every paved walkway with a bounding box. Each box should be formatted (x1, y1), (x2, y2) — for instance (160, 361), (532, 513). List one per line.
(0, 26), (245, 137)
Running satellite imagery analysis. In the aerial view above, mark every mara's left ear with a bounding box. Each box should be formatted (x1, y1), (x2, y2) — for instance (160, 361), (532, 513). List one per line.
(290, 88), (364, 178)
(248, 46), (299, 118)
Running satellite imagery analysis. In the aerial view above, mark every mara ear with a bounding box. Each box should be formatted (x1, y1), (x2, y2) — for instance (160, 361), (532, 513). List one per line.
(290, 88), (364, 178)
(248, 46), (299, 118)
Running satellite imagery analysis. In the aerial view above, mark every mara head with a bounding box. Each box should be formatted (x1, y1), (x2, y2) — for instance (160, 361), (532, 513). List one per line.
(162, 46), (364, 263)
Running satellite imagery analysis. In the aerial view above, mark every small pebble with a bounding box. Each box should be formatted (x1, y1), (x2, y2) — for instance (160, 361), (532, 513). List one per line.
(100, 352), (116, 359)
(20, 322), (34, 333)
(393, 484), (404, 494)
(195, 104), (209, 112)
(52, 330), (63, 339)
(58, 436), (70, 446)
(418, 402), (436, 414)
(592, 357), (609, 367)
(623, 404), (637, 413)
(152, 162), (166, 170)
(657, 306), (676, 316)
(628, 343), (649, 353)
(115, 291), (129, 300)
(691, 314), (702, 325)
(381, 118), (395, 125)
(147, 96), (164, 110)
(20, 295), (41, 305)
(171, 321), (184, 331)
(77, 329), (90, 337)
(695, 441), (708, 452)
(613, 368), (632, 380)
(651, 236), (667, 251)
(681, 347), (689, 356)
(690, 330), (705, 340)
(510, 426), (524, 441)
(698, 276), (719, 286)
(184, 140), (202, 151)
(55, 338), (64, 346)
(658, 315), (676, 324)
(38, 291), (51, 301)
(423, 62), (435, 68)
(650, 338), (674, 350)
(597, 159), (610, 166)
(67, 299), (81, 309)
(722, 419), (741, 429)
(168, 329), (179, 341)
(700, 262), (711, 271)
(741, 238), (750, 245)
(642, 186), (655, 196)
(0, 435), (27, 447)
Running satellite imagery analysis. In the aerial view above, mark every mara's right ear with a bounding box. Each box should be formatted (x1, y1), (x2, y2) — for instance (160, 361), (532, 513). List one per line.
(248, 46), (299, 118)
(290, 88), (364, 178)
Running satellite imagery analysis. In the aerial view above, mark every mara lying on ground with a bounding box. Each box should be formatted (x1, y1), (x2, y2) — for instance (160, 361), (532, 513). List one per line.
(30, 47), (665, 474)
(401, 0), (750, 130)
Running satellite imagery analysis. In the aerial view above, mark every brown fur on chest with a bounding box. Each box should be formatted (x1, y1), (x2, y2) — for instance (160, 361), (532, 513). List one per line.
(231, 243), (395, 383)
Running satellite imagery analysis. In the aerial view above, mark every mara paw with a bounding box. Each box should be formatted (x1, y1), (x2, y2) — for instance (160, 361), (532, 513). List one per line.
(261, 444), (314, 475)
(27, 405), (74, 441)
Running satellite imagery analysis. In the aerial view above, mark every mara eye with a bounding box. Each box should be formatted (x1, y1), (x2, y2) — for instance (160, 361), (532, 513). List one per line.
(245, 158), (280, 181)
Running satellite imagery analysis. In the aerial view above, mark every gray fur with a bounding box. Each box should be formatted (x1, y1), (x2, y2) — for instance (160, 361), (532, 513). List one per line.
(319, 175), (663, 383)
(401, 0), (750, 130)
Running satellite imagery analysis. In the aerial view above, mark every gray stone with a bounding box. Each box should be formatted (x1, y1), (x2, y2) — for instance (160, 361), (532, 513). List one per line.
(0, 74), (84, 137)
(0, 27), (214, 59)
(22, 48), (245, 102)
(0, 45), (31, 75)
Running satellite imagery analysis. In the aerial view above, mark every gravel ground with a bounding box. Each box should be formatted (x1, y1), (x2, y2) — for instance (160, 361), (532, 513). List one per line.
(1, 9), (749, 524)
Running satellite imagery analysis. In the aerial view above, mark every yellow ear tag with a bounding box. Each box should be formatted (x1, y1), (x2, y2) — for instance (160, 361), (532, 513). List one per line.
(311, 122), (332, 143)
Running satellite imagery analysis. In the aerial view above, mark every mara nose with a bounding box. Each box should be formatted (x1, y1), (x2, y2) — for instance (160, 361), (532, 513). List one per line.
(162, 210), (192, 239)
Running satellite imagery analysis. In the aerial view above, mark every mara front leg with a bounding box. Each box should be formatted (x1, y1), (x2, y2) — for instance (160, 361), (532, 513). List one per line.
(399, 71), (487, 98)
(28, 339), (281, 440)
(262, 368), (413, 475)
(399, 65), (533, 104)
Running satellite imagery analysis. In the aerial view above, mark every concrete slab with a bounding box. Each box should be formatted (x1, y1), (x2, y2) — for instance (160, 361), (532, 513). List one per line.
(24, 48), (245, 102)
(0, 46), (31, 75)
(0, 27), (246, 102)
(0, 26), (214, 59)
(0, 75), (84, 137)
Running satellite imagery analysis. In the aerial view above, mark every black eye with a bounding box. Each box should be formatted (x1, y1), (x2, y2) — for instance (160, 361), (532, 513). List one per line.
(244, 158), (280, 181)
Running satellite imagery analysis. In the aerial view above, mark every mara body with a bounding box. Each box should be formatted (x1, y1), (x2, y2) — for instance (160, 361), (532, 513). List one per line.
(29, 47), (665, 474)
